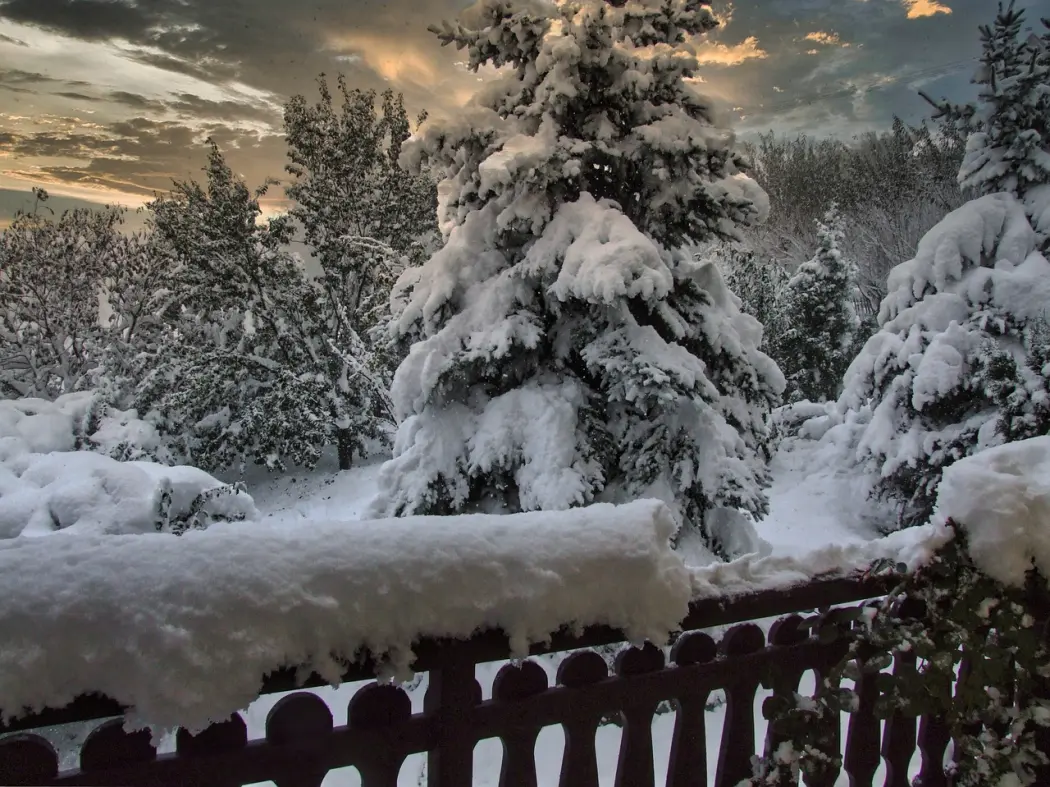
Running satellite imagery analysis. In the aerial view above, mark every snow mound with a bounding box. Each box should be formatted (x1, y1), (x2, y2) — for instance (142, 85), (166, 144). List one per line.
(0, 499), (690, 734)
(0, 391), (167, 461)
(933, 436), (1050, 587)
(0, 393), (257, 538)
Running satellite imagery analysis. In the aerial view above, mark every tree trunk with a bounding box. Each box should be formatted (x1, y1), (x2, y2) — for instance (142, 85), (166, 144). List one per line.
(337, 429), (354, 471)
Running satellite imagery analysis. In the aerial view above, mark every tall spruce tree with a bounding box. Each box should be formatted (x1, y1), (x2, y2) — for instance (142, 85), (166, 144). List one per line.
(775, 206), (858, 403)
(369, 0), (783, 556)
(837, 3), (1050, 529)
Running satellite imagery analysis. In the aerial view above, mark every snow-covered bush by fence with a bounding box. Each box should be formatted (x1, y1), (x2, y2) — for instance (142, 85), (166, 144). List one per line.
(0, 393), (257, 538)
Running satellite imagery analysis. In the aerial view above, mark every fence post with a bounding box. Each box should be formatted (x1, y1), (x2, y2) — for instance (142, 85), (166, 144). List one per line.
(424, 645), (479, 787)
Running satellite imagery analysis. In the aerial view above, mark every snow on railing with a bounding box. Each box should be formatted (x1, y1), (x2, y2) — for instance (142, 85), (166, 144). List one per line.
(0, 494), (1033, 787)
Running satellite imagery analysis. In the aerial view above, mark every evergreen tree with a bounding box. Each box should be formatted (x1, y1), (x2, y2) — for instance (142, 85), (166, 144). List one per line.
(283, 79), (438, 372)
(136, 143), (392, 472)
(0, 193), (129, 399)
(775, 206), (858, 403)
(369, 0), (783, 557)
(922, 1), (1050, 234)
(836, 3), (1050, 530)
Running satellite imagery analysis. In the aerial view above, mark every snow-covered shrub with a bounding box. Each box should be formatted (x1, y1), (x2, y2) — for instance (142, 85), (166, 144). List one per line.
(0, 394), (256, 538)
(775, 206), (859, 404)
(370, 0), (783, 557)
(769, 400), (840, 445)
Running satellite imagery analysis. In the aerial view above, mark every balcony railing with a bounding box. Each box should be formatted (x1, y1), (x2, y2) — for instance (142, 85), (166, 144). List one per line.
(0, 573), (1027, 786)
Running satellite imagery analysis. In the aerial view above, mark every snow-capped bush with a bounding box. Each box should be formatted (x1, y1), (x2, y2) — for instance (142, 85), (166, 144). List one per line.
(0, 394), (257, 538)
(933, 434), (1050, 588)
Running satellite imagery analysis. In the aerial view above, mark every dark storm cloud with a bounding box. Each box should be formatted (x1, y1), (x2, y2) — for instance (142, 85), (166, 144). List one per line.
(107, 91), (167, 112)
(1, 115), (288, 199)
(0, 0), (154, 42)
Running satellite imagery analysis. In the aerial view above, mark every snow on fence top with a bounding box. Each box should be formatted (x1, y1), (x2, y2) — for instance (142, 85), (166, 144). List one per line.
(0, 499), (691, 734)
(689, 522), (953, 599)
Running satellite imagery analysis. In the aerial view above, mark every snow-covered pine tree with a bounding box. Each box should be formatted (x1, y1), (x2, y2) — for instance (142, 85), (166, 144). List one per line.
(284, 80), (438, 375)
(136, 142), (392, 472)
(839, 195), (1050, 529)
(835, 3), (1050, 530)
(775, 206), (858, 404)
(369, 0), (783, 556)
(921, 1), (1050, 244)
(0, 193), (127, 399)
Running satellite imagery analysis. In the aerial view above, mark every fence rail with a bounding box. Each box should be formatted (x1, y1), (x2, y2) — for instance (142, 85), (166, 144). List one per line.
(0, 572), (985, 787)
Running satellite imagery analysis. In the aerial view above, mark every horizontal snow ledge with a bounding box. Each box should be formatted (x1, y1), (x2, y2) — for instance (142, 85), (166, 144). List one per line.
(690, 522), (954, 599)
(0, 499), (690, 733)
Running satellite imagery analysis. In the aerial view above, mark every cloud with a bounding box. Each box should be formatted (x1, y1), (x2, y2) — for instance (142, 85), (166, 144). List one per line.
(902, 0), (953, 19)
(803, 31), (842, 46)
(0, 0), (153, 42)
(694, 35), (769, 66)
(0, 0), (1002, 208)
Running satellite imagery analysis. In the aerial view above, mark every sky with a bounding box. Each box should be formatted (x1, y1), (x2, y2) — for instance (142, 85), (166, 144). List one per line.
(0, 0), (1044, 220)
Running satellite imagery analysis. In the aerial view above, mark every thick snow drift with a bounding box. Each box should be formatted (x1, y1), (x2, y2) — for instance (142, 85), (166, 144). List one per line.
(934, 435), (1050, 587)
(0, 499), (691, 734)
(0, 394), (257, 538)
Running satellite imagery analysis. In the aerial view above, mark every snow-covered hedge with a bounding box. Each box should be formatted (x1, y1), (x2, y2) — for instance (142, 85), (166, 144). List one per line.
(0, 499), (690, 734)
(0, 394), (258, 538)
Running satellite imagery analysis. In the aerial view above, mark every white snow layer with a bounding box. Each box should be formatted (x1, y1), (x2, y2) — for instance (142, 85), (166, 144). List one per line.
(689, 520), (952, 599)
(0, 499), (691, 734)
(0, 394), (257, 538)
(934, 435), (1050, 587)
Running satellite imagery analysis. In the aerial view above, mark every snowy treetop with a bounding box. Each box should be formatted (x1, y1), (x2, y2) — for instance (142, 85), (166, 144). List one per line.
(879, 193), (1044, 325)
(402, 0), (764, 250)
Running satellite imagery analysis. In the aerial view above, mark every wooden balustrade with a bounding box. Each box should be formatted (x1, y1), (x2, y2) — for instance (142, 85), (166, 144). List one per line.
(0, 573), (1025, 786)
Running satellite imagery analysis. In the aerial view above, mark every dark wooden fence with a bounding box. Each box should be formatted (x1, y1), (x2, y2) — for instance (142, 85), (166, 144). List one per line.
(0, 574), (993, 786)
